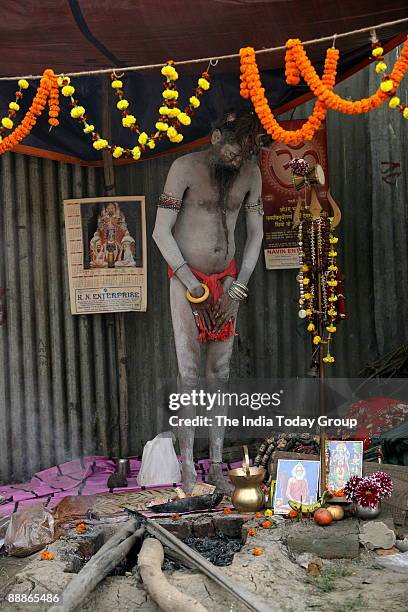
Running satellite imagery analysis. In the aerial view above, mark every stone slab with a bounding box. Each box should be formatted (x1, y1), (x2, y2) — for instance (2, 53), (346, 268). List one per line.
(286, 519), (360, 559)
(359, 521), (396, 550)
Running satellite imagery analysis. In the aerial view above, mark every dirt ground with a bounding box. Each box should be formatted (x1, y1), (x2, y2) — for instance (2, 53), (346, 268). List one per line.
(0, 519), (407, 612)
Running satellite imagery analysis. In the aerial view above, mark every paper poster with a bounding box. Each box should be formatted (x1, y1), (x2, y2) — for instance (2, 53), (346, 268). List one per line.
(260, 120), (330, 270)
(64, 196), (147, 314)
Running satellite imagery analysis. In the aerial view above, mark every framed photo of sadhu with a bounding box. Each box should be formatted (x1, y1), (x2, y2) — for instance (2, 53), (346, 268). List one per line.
(64, 196), (147, 314)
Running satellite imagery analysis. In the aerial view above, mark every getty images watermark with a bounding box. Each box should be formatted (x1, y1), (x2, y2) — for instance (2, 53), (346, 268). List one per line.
(167, 389), (357, 429)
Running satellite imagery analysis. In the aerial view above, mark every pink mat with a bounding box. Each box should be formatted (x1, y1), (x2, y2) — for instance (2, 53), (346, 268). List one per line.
(0, 456), (240, 517)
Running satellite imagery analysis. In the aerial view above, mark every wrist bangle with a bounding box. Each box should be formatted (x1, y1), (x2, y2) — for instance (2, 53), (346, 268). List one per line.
(228, 280), (248, 301)
(233, 281), (248, 293)
(186, 283), (210, 304)
(173, 260), (188, 274)
(228, 286), (247, 301)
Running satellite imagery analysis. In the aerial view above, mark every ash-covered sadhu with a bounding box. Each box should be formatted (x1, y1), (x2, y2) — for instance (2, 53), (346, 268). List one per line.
(153, 109), (266, 494)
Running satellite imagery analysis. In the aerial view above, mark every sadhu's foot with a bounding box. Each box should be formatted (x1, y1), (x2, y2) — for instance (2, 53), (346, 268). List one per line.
(208, 462), (234, 497)
(181, 461), (197, 495)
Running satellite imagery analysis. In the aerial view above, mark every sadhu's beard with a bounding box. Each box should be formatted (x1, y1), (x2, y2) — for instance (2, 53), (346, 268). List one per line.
(208, 158), (240, 258)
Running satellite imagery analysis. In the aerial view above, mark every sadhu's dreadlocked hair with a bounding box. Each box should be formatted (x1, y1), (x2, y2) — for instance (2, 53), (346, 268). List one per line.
(212, 109), (267, 158)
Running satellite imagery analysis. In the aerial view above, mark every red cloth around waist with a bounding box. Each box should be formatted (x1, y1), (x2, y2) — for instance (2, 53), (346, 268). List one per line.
(168, 259), (238, 342)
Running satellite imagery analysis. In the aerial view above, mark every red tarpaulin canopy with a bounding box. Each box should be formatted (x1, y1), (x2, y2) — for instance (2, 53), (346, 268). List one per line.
(0, 1), (406, 163)
(1, 0), (407, 75)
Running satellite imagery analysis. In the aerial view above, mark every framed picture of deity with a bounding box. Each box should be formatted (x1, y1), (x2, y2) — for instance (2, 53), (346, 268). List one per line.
(325, 440), (363, 494)
(273, 458), (320, 514)
(64, 196), (147, 314)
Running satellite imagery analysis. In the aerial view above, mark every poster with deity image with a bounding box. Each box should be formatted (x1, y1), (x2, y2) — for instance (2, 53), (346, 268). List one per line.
(260, 119), (330, 269)
(64, 196), (147, 314)
(273, 458), (320, 514)
(326, 440), (363, 494)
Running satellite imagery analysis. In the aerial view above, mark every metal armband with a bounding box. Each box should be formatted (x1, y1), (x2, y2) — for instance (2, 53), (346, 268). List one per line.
(244, 198), (264, 215)
(158, 192), (183, 212)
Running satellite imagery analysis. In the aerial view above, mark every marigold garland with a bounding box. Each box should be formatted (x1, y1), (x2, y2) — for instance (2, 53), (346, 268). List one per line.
(286, 37), (408, 115)
(240, 46), (339, 144)
(60, 62), (211, 160)
(240, 36), (408, 143)
(0, 69), (59, 155)
(371, 37), (408, 119)
(0, 79), (30, 139)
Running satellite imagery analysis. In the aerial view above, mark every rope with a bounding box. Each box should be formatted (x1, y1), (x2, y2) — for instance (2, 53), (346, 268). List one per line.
(0, 16), (406, 81)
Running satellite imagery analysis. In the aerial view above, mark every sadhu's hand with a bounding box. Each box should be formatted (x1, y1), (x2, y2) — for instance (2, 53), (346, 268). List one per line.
(213, 291), (239, 332)
(188, 285), (216, 331)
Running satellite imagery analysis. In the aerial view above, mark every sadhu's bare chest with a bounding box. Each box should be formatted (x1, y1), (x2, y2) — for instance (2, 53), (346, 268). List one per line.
(183, 171), (250, 214)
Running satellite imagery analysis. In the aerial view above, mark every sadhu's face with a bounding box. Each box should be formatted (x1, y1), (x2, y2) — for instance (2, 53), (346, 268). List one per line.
(106, 203), (116, 217)
(212, 129), (243, 170)
(217, 140), (243, 170)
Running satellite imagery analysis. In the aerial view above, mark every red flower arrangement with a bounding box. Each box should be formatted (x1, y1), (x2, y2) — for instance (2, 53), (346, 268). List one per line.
(344, 472), (393, 508)
(355, 477), (382, 508)
(371, 471), (393, 497)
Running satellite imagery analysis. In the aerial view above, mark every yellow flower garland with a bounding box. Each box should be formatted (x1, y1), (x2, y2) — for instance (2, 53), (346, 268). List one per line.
(60, 60), (211, 160)
(0, 78), (30, 141)
(371, 37), (408, 118)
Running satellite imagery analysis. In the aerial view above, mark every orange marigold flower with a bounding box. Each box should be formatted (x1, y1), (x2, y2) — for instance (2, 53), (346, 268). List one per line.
(40, 550), (55, 560)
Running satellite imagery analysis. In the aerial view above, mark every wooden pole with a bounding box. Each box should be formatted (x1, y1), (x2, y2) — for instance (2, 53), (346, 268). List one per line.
(138, 538), (208, 612)
(49, 520), (144, 612)
(311, 198), (326, 495)
(145, 518), (272, 612)
(101, 76), (129, 458)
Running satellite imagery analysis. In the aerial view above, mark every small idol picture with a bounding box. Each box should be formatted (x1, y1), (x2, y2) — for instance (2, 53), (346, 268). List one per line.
(273, 459), (320, 514)
(326, 440), (363, 493)
(80, 199), (143, 270)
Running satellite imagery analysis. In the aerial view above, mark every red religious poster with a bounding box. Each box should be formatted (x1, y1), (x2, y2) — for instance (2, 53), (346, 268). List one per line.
(260, 120), (330, 270)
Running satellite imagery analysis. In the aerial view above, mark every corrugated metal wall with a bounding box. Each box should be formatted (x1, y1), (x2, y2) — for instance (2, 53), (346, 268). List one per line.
(0, 158), (124, 484)
(0, 51), (407, 483)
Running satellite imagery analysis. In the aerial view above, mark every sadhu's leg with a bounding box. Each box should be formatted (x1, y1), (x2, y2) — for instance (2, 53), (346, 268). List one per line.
(169, 275), (201, 493)
(205, 277), (238, 495)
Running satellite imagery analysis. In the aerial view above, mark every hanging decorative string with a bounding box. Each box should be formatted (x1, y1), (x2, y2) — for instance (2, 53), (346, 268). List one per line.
(240, 36), (408, 144)
(0, 70), (59, 155)
(58, 62), (211, 160)
(240, 45), (339, 144)
(371, 35), (408, 119)
(0, 17), (406, 155)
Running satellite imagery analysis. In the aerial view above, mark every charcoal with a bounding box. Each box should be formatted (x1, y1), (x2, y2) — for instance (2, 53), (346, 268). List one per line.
(183, 534), (242, 566)
(149, 489), (223, 513)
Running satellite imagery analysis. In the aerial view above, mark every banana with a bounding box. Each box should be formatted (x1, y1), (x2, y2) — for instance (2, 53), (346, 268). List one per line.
(288, 491), (329, 514)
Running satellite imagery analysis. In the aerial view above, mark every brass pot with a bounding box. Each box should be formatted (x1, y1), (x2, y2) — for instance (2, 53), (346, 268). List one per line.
(229, 445), (265, 512)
